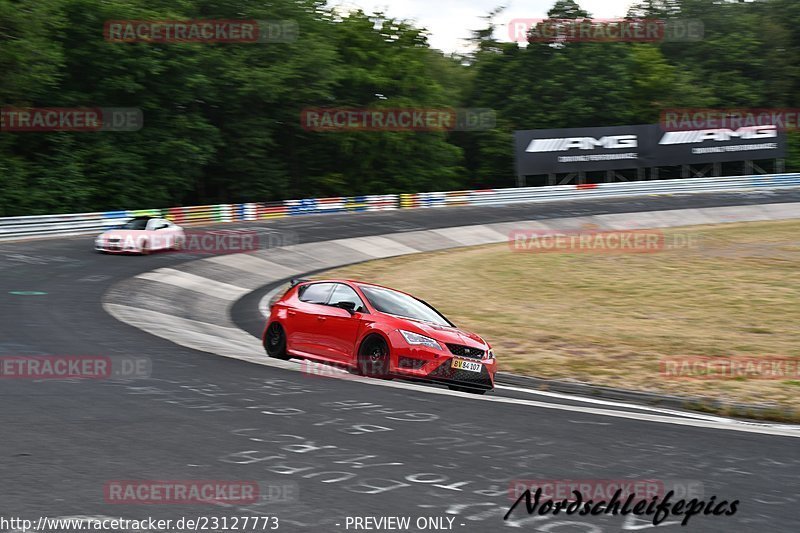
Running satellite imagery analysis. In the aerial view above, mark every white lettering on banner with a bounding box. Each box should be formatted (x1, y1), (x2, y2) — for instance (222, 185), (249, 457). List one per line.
(526, 135), (638, 152)
(659, 125), (777, 144)
(557, 152), (637, 162)
(691, 143), (778, 154)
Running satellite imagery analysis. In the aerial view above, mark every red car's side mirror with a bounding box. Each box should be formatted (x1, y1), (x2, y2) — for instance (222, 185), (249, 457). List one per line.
(332, 301), (357, 314)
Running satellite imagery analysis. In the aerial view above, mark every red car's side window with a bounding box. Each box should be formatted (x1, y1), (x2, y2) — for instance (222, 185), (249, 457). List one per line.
(297, 283), (335, 304)
(329, 284), (367, 313)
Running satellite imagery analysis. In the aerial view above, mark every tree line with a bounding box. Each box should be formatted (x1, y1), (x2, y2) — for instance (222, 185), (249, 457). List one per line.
(1, 0), (798, 216)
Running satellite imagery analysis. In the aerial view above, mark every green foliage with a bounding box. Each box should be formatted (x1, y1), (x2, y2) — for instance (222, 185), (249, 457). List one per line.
(0, 0), (798, 215)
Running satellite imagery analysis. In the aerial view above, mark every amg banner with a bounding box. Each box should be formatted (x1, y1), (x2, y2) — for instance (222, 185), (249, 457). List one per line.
(652, 125), (785, 166)
(514, 125), (648, 174)
(514, 124), (785, 175)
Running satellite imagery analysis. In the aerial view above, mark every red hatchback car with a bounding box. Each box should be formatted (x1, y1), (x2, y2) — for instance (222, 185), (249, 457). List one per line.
(262, 279), (496, 393)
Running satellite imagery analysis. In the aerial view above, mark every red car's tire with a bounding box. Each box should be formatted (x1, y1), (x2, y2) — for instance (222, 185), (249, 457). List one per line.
(357, 335), (391, 379)
(264, 322), (290, 360)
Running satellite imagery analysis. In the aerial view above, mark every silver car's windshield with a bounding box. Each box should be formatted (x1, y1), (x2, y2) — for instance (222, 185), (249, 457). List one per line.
(120, 218), (149, 230)
(359, 285), (452, 327)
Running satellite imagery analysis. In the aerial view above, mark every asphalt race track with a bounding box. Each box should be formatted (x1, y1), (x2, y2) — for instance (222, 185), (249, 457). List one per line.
(2, 190), (800, 533)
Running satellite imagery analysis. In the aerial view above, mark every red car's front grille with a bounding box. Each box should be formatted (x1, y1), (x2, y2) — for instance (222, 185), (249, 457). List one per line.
(445, 343), (485, 359)
(429, 360), (493, 389)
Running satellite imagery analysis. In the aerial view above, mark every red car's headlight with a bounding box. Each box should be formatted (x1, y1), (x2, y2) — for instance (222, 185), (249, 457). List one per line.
(399, 330), (442, 350)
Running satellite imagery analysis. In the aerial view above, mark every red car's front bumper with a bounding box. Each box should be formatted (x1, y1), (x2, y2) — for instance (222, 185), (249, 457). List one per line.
(388, 333), (496, 390)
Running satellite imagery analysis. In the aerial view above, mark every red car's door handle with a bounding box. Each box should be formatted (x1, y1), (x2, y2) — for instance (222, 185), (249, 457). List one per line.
(317, 316), (326, 321)
(287, 310), (296, 316)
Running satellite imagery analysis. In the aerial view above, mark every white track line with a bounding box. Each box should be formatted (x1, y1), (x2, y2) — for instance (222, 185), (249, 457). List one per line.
(335, 373), (800, 438)
(495, 384), (771, 425)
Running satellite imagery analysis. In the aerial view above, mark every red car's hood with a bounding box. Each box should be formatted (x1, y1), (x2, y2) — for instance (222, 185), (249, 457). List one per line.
(410, 321), (487, 348)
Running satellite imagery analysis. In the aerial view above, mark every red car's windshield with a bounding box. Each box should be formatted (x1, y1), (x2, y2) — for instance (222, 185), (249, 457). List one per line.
(359, 285), (452, 327)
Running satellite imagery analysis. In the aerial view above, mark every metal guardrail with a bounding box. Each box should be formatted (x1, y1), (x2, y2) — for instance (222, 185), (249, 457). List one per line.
(0, 212), (113, 239)
(1, 174), (799, 241)
(0, 196), (400, 241)
(466, 174), (800, 206)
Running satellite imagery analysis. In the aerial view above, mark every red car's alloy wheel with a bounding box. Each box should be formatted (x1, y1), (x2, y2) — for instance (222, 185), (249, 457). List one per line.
(265, 322), (290, 360)
(358, 336), (390, 378)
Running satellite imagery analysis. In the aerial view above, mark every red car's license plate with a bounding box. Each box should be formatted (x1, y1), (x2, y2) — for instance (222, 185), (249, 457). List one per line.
(451, 358), (481, 372)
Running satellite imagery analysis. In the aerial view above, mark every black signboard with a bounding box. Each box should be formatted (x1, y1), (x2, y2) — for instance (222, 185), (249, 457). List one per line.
(514, 124), (785, 176)
(650, 124), (785, 166)
(514, 125), (651, 175)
